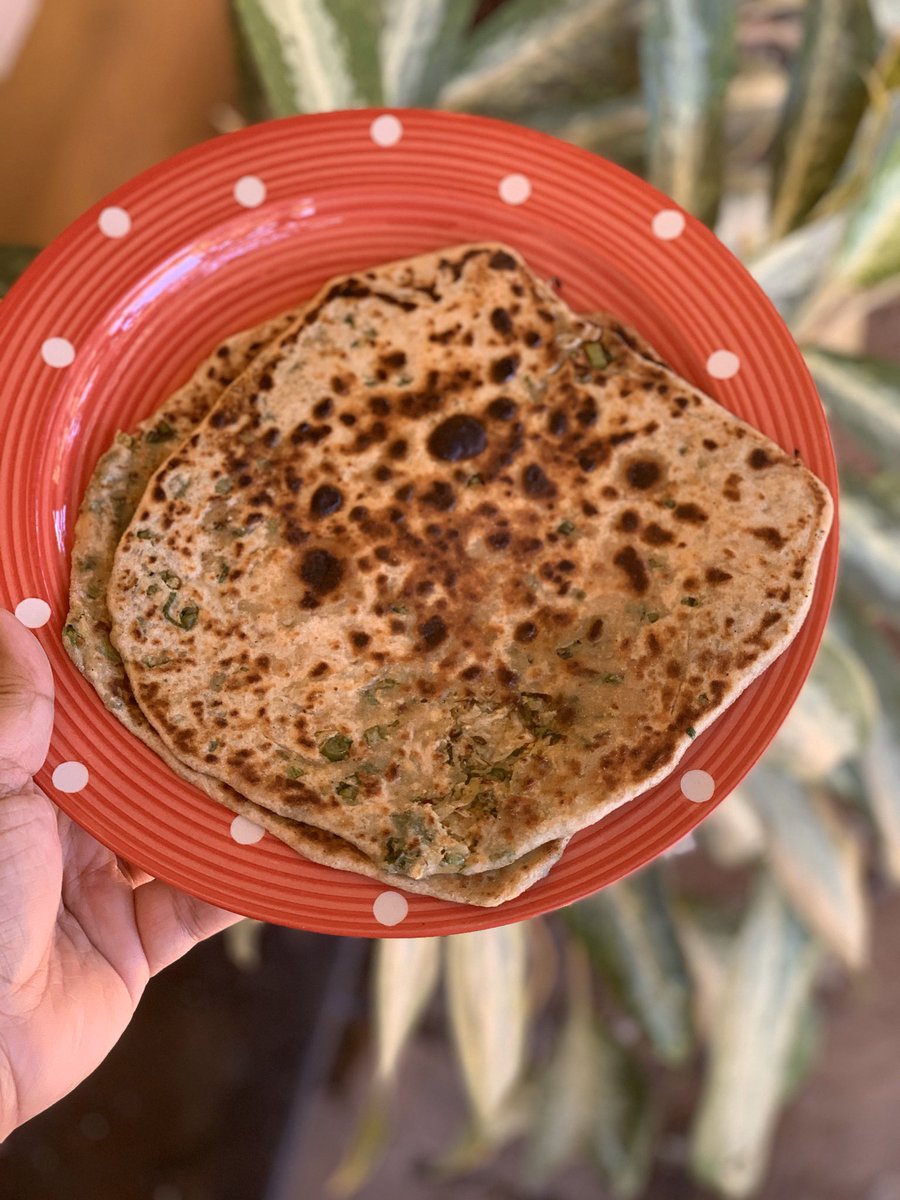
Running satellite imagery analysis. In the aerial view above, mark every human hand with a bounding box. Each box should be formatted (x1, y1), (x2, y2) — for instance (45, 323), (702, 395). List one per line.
(0, 609), (241, 1139)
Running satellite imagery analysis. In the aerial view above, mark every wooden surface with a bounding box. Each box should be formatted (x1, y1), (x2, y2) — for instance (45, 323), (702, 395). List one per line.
(0, 0), (236, 245)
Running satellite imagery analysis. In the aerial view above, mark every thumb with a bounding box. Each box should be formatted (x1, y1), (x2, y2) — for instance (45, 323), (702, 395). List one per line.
(0, 610), (54, 797)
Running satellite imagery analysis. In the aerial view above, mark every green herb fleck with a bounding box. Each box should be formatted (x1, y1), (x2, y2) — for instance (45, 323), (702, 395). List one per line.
(466, 474), (483, 488)
(389, 603), (408, 615)
(208, 739), (220, 752)
(364, 677), (398, 706)
(78, 555), (98, 572)
(86, 583), (102, 600)
(602, 672), (624, 684)
(647, 557), (664, 569)
(145, 420), (175, 444)
(681, 596), (700, 608)
(320, 733), (352, 762)
(214, 477), (232, 495)
(363, 376), (377, 387)
(266, 517), (279, 536)
(343, 313), (356, 327)
(172, 475), (191, 498)
(210, 672), (226, 691)
(572, 588), (586, 600)
(364, 722), (398, 746)
(62, 623), (83, 648)
(217, 560), (229, 583)
(558, 519), (576, 535)
(678, 445), (689, 457)
(697, 692), (709, 705)
(179, 604), (199, 630)
(142, 653), (172, 668)
(396, 374), (413, 387)
(136, 528), (155, 540)
(100, 637), (122, 664)
(523, 374), (547, 403)
(336, 775), (360, 803)
(286, 765), (304, 779)
(442, 851), (467, 868)
(146, 583), (160, 597)
(662, 498), (677, 509)
(161, 570), (181, 589)
(687, 726), (697, 738)
(556, 641), (581, 659)
(641, 610), (661, 624)
(585, 342), (610, 369)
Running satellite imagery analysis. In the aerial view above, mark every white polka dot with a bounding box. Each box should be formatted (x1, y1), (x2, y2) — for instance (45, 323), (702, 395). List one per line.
(41, 337), (75, 368)
(14, 597), (51, 628)
(373, 890), (408, 926)
(230, 815), (265, 845)
(706, 349), (741, 379)
(233, 175), (266, 208)
(651, 209), (686, 240)
(680, 769), (715, 804)
(52, 761), (89, 793)
(98, 206), (131, 238)
(370, 113), (403, 147)
(499, 173), (532, 205)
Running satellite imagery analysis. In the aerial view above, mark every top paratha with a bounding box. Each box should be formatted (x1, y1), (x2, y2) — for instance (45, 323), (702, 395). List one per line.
(107, 244), (833, 880)
(64, 306), (566, 906)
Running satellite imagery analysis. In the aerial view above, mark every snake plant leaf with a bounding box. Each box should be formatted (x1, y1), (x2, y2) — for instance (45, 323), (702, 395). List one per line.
(838, 492), (900, 614)
(803, 347), (900, 467)
(744, 766), (868, 967)
(524, 940), (597, 1186)
(440, 0), (639, 119)
(221, 918), (265, 970)
(445, 925), (529, 1136)
(695, 785), (765, 868)
(689, 875), (820, 1199)
(327, 1096), (390, 1198)
(769, 0), (878, 240)
(765, 633), (879, 782)
(566, 866), (693, 1067)
(673, 904), (732, 1041)
(374, 935), (442, 1083)
(749, 214), (846, 323)
(588, 1024), (656, 1200)
(641, 0), (738, 226)
(834, 598), (900, 883)
(381, 0), (477, 107)
(231, 0), (382, 115)
(0, 245), (39, 298)
(833, 97), (900, 287)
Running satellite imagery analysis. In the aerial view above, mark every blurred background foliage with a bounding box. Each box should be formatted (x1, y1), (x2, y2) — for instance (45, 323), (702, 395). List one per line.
(3, 1), (899, 1197)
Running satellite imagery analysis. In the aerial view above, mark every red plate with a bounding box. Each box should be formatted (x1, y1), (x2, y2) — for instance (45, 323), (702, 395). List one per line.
(0, 110), (838, 937)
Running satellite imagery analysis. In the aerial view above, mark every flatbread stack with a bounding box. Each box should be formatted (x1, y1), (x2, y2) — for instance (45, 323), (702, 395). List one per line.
(64, 244), (832, 906)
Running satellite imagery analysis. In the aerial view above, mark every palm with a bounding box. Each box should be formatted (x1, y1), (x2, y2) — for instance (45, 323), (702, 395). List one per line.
(0, 611), (239, 1136)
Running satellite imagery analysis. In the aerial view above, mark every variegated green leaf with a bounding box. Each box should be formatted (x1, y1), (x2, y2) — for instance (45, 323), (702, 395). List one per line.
(0, 245), (38, 298)
(690, 876), (820, 1199)
(766, 634), (879, 781)
(445, 926), (529, 1134)
(838, 492), (900, 613)
(525, 941), (596, 1185)
(804, 347), (900, 466)
(374, 935), (441, 1083)
(769, 0), (877, 239)
(567, 866), (693, 1066)
(833, 97), (900, 287)
(834, 599), (900, 883)
(221, 918), (265, 970)
(588, 1025), (656, 1200)
(749, 216), (846, 325)
(641, 0), (738, 226)
(231, 0), (382, 115)
(673, 904), (732, 1040)
(328, 1097), (389, 1198)
(695, 786), (765, 868)
(744, 767), (868, 967)
(440, 0), (639, 119)
(381, 0), (476, 106)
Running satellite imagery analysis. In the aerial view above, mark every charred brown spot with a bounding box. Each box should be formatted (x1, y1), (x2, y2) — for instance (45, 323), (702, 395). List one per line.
(749, 448), (774, 469)
(488, 530), (511, 550)
(490, 307), (513, 336)
(310, 661), (329, 677)
(703, 439), (718, 451)
(522, 463), (557, 499)
(422, 481), (456, 511)
(752, 526), (787, 550)
(427, 415), (487, 462)
(706, 567), (733, 584)
(313, 397), (333, 419)
(490, 354), (519, 384)
(514, 620), (537, 643)
(618, 510), (640, 533)
(389, 438), (408, 460)
(588, 618), (604, 642)
(489, 249), (517, 271)
(642, 522), (673, 546)
(369, 395), (391, 417)
(300, 548), (343, 595)
(612, 545), (649, 595)
(309, 484), (343, 518)
(723, 473), (742, 501)
(548, 409), (567, 437)
(382, 350), (407, 370)
(460, 664), (482, 680)
(626, 459), (661, 489)
(350, 630), (371, 649)
(152, 485), (166, 502)
(420, 615), (448, 649)
(487, 396), (517, 421)
(674, 502), (707, 524)
(331, 375), (350, 394)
